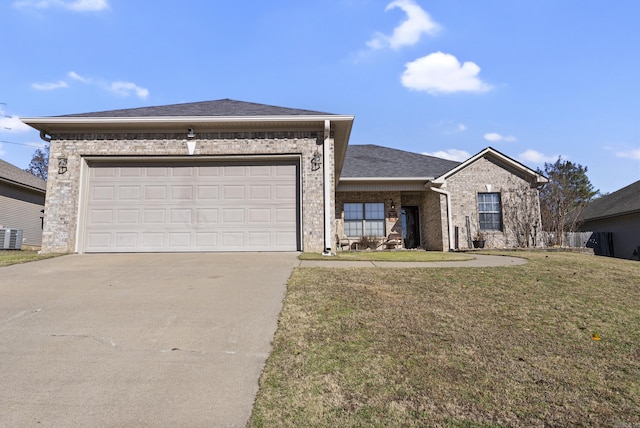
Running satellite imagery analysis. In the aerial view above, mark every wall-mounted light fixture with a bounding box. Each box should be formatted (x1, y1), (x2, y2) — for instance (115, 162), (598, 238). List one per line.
(58, 157), (68, 175)
(388, 200), (397, 218)
(311, 150), (322, 171)
(187, 128), (196, 138)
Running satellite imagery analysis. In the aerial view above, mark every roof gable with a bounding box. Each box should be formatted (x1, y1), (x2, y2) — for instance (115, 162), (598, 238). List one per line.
(431, 147), (547, 185)
(341, 144), (460, 179)
(56, 99), (335, 118)
(0, 159), (47, 192)
(580, 179), (640, 221)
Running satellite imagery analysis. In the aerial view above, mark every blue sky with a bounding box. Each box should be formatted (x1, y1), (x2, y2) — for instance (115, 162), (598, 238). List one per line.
(1, 0), (638, 194)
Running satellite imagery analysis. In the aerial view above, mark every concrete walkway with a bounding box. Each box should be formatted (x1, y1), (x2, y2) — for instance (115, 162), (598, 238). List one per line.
(0, 253), (299, 427)
(297, 253), (528, 268)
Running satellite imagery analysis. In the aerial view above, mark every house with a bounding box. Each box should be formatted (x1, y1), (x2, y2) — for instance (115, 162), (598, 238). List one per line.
(337, 144), (547, 251)
(578, 180), (640, 260)
(22, 99), (547, 254)
(0, 158), (47, 248)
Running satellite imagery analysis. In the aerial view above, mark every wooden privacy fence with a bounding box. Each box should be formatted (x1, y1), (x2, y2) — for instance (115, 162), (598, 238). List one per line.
(540, 231), (593, 248)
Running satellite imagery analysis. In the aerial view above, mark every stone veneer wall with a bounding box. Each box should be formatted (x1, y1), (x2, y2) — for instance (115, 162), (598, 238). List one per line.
(422, 191), (446, 251)
(42, 131), (332, 253)
(443, 156), (542, 249)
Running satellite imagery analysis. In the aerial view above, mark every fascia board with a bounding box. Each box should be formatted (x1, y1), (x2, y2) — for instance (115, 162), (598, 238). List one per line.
(432, 147), (548, 185)
(21, 115), (355, 128)
(339, 177), (433, 182)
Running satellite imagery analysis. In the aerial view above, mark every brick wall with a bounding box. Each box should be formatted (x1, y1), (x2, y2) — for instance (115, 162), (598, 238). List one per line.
(42, 132), (331, 253)
(442, 156), (543, 249)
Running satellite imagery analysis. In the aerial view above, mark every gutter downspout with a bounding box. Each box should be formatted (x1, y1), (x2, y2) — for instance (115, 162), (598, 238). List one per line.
(322, 119), (333, 255)
(429, 186), (454, 251)
(40, 131), (52, 142)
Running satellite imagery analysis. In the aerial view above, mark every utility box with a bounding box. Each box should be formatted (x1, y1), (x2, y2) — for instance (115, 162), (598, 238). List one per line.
(0, 228), (23, 250)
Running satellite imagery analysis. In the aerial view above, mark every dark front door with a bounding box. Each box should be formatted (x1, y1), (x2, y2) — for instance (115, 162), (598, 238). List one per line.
(401, 206), (420, 249)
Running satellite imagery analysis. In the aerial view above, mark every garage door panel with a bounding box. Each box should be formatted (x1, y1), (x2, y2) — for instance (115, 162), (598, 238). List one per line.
(84, 162), (298, 252)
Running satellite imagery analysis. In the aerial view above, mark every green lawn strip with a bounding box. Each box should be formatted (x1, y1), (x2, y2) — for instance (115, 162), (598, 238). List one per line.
(299, 251), (475, 262)
(0, 251), (65, 267)
(250, 252), (640, 427)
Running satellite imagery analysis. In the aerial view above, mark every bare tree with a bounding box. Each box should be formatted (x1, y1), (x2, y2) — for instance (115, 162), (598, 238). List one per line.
(502, 177), (542, 248)
(26, 144), (50, 180)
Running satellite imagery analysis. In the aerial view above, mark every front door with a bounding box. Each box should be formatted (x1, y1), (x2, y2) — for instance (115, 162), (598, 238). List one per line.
(401, 206), (420, 249)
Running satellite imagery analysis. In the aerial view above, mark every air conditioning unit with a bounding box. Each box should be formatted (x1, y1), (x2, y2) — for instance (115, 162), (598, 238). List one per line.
(0, 228), (23, 250)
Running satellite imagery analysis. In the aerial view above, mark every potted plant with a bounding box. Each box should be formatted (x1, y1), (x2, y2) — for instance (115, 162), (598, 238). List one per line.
(472, 232), (486, 249)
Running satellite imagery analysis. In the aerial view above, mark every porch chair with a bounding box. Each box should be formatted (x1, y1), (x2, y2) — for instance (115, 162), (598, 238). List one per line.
(382, 232), (402, 250)
(336, 234), (351, 251)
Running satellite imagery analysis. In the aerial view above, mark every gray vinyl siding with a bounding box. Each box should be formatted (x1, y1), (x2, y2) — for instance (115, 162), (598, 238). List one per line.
(0, 182), (45, 246)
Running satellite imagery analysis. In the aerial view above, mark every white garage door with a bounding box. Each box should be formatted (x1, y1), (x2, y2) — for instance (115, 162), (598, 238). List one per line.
(83, 161), (299, 252)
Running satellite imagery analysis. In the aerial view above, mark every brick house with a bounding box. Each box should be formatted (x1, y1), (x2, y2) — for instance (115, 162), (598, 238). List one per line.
(0, 159), (47, 247)
(337, 144), (547, 251)
(22, 99), (546, 254)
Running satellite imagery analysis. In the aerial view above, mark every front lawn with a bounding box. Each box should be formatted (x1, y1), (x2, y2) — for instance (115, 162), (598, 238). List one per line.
(250, 251), (640, 427)
(0, 250), (64, 267)
(299, 251), (474, 262)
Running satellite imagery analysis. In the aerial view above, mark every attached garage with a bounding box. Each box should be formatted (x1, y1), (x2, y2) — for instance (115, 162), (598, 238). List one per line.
(80, 160), (300, 252)
(22, 99), (355, 254)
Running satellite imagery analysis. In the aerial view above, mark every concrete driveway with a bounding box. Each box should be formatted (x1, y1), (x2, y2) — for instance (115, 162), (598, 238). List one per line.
(0, 253), (299, 427)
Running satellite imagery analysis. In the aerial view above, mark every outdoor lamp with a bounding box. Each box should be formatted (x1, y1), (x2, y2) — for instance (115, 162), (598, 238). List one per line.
(311, 151), (322, 171)
(58, 157), (68, 174)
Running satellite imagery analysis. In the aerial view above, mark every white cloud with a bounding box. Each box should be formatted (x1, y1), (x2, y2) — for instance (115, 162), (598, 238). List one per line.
(401, 52), (492, 94)
(0, 143), (5, 156)
(31, 72), (149, 99)
(615, 148), (640, 160)
(14, 0), (109, 11)
(32, 80), (69, 91)
(367, 0), (440, 50)
(109, 81), (149, 99)
(68, 71), (90, 83)
(0, 115), (32, 133)
(518, 149), (558, 164)
(484, 132), (517, 143)
(423, 149), (470, 162)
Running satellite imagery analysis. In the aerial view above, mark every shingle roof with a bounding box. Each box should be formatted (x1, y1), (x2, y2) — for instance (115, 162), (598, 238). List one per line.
(580, 179), (640, 221)
(0, 159), (47, 192)
(341, 144), (460, 178)
(57, 98), (336, 118)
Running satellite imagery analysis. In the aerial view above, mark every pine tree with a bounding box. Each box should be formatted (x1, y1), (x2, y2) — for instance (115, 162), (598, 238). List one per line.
(538, 157), (598, 246)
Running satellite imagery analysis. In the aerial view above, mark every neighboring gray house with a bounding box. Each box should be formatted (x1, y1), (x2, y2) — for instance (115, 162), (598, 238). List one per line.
(578, 180), (640, 260)
(22, 99), (547, 254)
(0, 158), (47, 247)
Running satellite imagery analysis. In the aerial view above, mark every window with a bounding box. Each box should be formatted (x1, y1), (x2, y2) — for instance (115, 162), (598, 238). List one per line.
(478, 193), (502, 231)
(344, 202), (385, 237)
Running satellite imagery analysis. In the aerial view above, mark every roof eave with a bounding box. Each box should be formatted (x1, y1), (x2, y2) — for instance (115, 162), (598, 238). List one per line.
(0, 176), (47, 194)
(339, 177), (433, 182)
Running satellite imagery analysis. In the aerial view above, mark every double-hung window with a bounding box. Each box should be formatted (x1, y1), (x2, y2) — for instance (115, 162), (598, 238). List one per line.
(344, 202), (385, 237)
(478, 193), (502, 231)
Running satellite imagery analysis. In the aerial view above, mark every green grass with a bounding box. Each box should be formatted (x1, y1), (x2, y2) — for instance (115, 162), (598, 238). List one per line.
(0, 250), (64, 267)
(299, 251), (474, 262)
(250, 251), (640, 427)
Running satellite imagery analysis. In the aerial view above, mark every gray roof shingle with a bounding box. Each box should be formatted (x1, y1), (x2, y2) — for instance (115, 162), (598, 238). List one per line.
(0, 159), (47, 192)
(580, 179), (640, 221)
(341, 144), (460, 178)
(57, 98), (336, 118)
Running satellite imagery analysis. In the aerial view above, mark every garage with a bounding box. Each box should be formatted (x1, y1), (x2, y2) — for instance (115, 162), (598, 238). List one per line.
(81, 160), (299, 252)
